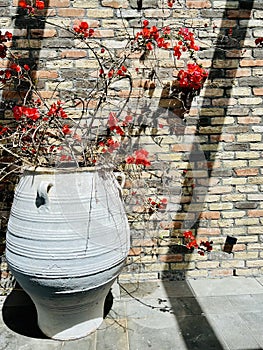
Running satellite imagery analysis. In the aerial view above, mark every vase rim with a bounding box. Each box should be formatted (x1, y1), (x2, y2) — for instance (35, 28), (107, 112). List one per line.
(23, 165), (114, 175)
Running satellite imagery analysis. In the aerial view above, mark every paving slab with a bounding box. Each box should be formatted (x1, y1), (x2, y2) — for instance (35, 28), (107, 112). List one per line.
(206, 313), (261, 350)
(96, 319), (128, 350)
(127, 318), (187, 350)
(240, 311), (263, 349)
(188, 277), (263, 297)
(119, 280), (194, 300)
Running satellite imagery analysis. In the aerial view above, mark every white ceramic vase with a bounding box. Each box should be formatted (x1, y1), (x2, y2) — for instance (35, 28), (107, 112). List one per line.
(6, 166), (130, 340)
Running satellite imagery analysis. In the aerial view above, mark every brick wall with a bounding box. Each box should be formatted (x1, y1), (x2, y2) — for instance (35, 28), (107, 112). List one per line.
(0, 0), (262, 285)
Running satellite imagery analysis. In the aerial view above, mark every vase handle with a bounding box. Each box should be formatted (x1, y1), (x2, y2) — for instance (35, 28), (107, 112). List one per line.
(36, 181), (53, 209)
(114, 172), (126, 189)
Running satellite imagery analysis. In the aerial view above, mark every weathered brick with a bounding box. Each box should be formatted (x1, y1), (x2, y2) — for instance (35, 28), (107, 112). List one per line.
(101, 0), (129, 8)
(186, 0), (211, 8)
(235, 218), (260, 226)
(57, 8), (85, 16)
(234, 168), (259, 177)
(248, 210), (263, 217)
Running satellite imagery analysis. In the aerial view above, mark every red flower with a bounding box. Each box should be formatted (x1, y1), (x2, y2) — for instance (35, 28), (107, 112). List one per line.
(18, 0), (27, 8)
(106, 138), (120, 153)
(10, 63), (22, 73)
(146, 42), (153, 50)
(36, 0), (45, 9)
(47, 101), (68, 118)
(143, 20), (149, 27)
(22, 106), (40, 121)
(0, 125), (8, 135)
(173, 45), (182, 59)
(126, 149), (151, 167)
(178, 63), (208, 90)
(108, 69), (114, 78)
(255, 37), (263, 47)
(73, 21), (94, 38)
(108, 112), (124, 135)
(62, 124), (71, 135)
(23, 64), (30, 71)
(13, 106), (23, 120)
(13, 106), (40, 121)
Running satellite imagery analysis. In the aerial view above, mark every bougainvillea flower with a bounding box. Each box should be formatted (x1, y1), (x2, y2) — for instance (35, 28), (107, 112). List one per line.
(22, 107), (40, 121)
(126, 149), (151, 167)
(108, 112), (125, 135)
(18, 0), (27, 8)
(73, 21), (94, 38)
(47, 101), (68, 119)
(36, 0), (45, 9)
(178, 63), (208, 90)
(0, 125), (8, 135)
(255, 37), (263, 47)
(62, 124), (71, 135)
(12, 106), (40, 121)
(10, 63), (22, 73)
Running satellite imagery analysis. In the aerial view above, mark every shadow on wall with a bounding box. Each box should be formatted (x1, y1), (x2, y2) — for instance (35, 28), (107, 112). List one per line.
(161, 0), (254, 349)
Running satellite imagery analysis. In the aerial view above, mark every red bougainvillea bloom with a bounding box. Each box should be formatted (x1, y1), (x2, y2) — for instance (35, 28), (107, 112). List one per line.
(106, 138), (120, 153)
(108, 112), (124, 136)
(10, 63), (22, 73)
(178, 63), (208, 90)
(47, 101), (68, 119)
(36, 0), (45, 9)
(126, 149), (151, 167)
(173, 45), (182, 59)
(143, 20), (149, 27)
(183, 230), (195, 240)
(167, 0), (175, 7)
(73, 21), (94, 38)
(108, 69), (114, 78)
(0, 31), (12, 42)
(18, 0), (27, 8)
(255, 37), (263, 47)
(0, 125), (8, 135)
(62, 124), (71, 135)
(23, 107), (40, 121)
(13, 106), (40, 121)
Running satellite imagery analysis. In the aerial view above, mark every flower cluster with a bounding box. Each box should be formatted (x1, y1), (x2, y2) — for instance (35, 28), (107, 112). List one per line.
(173, 27), (200, 59)
(134, 20), (170, 51)
(0, 31), (12, 59)
(126, 149), (151, 167)
(178, 63), (208, 90)
(183, 231), (213, 255)
(73, 21), (95, 38)
(18, 0), (45, 14)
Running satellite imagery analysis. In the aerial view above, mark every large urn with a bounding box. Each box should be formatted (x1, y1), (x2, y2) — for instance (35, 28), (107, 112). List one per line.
(6, 166), (130, 340)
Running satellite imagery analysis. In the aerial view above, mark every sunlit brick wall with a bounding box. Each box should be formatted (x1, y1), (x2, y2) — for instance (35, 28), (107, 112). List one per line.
(0, 0), (262, 283)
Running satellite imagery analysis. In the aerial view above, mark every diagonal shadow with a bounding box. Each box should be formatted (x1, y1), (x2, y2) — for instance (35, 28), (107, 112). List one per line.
(162, 0), (255, 349)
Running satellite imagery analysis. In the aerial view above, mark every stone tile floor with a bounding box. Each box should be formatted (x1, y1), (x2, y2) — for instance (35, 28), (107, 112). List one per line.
(0, 276), (263, 350)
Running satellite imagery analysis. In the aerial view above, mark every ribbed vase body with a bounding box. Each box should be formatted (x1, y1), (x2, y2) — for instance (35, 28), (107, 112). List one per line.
(6, 167), (130, 340)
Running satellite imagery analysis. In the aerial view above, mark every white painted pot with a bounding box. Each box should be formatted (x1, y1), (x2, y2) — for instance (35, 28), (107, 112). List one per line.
(6, 166), (130, 340)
